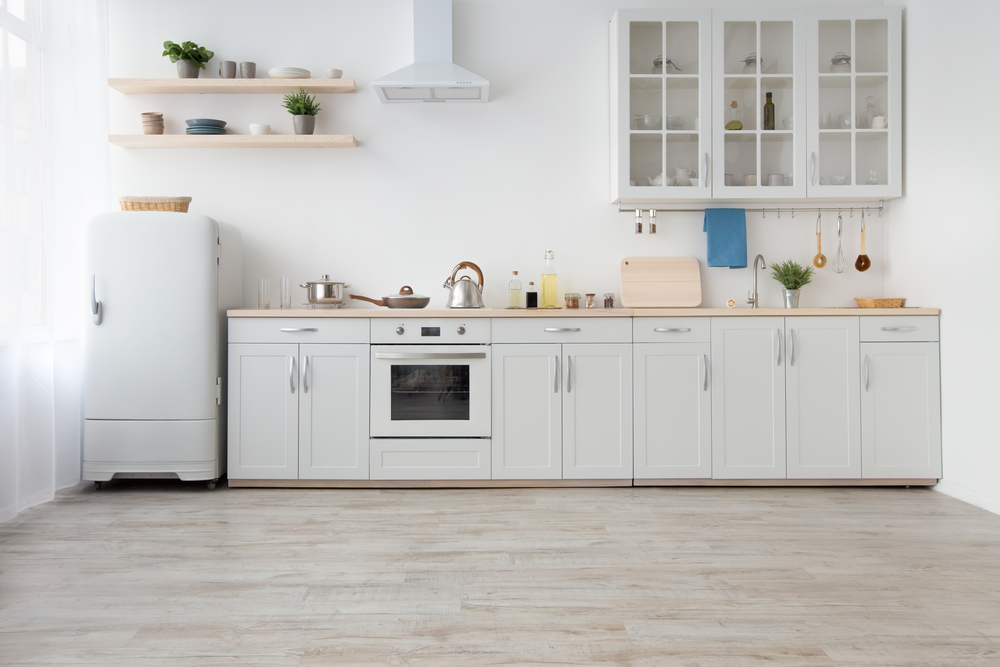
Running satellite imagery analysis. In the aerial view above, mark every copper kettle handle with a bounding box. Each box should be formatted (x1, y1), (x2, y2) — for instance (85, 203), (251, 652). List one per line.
(349, 294), (387, 307)
(448, 262), (485, 290)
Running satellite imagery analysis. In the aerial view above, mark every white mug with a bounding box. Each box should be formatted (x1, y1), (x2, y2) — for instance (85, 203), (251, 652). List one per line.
(871, 116), (887, 129)
(767, 174), (783, 187)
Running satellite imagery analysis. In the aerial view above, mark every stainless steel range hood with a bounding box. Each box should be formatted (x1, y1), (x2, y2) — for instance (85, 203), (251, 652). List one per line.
(372, 0), (490, 103)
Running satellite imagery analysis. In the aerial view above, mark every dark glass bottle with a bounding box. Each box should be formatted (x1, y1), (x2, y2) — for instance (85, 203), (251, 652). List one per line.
(763, 92), (775, 130)
(525, 282), (538, 308)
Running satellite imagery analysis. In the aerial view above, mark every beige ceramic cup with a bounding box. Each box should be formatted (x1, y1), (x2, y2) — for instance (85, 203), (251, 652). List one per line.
(743, 174), (757, 186)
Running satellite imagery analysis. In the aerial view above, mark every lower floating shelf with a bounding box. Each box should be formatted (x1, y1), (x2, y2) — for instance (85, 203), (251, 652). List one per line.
(108, 134), (357, 148)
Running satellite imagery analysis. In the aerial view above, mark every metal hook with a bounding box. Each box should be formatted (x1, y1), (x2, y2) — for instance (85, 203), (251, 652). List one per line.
(879, 199), (884, 217)
(816, 211), (822, 234)
(850, 207), (854, 218)
(762, 208), (767, 219)
(791, 208), (795, 219)
(861, 209), (866, 230)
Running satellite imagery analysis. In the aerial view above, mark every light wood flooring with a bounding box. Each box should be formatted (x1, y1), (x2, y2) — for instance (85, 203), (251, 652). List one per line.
(1, 482), (998, 666)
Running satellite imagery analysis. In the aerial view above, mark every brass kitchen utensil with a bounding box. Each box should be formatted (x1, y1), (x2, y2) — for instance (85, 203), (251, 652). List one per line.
(813, 212), (827, 268)
(833, 212), (848, 273)
(855, 211), (871, 271)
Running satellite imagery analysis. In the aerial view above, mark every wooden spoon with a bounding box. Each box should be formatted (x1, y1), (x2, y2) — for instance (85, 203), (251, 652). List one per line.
(813, 213), (827, 268)
(855, 211), (871, 272)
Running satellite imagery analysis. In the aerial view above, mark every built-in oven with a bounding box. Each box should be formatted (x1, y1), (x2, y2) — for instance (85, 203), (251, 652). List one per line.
(369, 319), (491, 438)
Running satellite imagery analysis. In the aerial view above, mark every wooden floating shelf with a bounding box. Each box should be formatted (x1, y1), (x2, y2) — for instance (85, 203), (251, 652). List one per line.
(108, 134), (357, 148)
(108, 78), (357, 94)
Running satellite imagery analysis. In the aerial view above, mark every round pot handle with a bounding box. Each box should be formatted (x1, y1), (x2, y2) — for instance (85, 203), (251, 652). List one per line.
(399, 286), (414, 295)
(349, 294), (387, 307)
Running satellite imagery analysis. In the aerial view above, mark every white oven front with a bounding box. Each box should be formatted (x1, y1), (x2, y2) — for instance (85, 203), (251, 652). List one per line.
(370, 345), (491, 438)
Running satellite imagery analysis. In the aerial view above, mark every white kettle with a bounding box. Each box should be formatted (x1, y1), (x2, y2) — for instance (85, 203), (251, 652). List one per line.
(443, 261), (485, 309)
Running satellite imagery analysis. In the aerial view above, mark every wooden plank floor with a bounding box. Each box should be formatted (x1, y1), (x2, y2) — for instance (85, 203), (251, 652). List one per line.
(1, 482), (998, 666)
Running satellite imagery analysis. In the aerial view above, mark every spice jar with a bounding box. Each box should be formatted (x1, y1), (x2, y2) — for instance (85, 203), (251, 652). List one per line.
(564, 292), (580, 309)
(604, 292), (615, 308)
(585, 293), (596, 309)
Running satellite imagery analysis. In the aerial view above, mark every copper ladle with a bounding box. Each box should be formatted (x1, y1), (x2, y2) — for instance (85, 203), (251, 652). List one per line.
(813, 212), (827, 268)
(855, 211), (871, 271)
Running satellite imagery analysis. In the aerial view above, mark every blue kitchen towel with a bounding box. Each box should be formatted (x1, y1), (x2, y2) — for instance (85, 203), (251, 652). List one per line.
(703, 208), (747, 268)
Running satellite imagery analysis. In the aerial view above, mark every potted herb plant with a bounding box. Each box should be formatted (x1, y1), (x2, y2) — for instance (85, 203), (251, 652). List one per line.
(162, 40), (214, 78)
(770, 260), (814, 308)
(282, 88), (322, 135)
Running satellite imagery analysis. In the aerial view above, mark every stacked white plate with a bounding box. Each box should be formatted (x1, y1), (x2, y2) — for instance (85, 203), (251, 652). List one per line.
(269, 67), (311, 79)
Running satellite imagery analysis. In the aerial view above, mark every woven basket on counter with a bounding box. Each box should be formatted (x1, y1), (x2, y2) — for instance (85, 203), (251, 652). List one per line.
(855, 298), (906, 308)
(118, 196), (192, 212)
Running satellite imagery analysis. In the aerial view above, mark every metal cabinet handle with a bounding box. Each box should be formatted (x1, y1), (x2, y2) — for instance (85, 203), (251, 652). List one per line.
(864, 355), (871, 391)
(91, 275), (102, 325)
(653, 327), (691, 333)
(775, 328), (782, 366)
(566, 356), (572, 393)
(544, 327), (581, 333)
(553, 355), (559, 393)
(289, 356), (296, 394)
(302, 356), (309, 394)
(810, 151), (817, 185)
(790, 329), (796, 366)
(375, 352), (486, 360)
(701, 354), (709, 391)
(280, 327), (319, 333)
(704, 153), (710, 187)
(881, 326), (918, 332)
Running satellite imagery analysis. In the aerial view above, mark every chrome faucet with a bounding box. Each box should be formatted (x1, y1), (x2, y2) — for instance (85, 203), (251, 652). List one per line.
(747, 254), (767, 308)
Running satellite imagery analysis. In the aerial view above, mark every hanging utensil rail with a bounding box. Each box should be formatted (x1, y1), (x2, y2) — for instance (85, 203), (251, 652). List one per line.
(618, 199), (884, 219)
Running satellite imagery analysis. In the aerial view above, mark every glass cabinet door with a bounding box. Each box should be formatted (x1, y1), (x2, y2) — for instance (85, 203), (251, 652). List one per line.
(611, 9), (711, 203)
(712, 9), (807, 199)
(806, 8), (901, 198)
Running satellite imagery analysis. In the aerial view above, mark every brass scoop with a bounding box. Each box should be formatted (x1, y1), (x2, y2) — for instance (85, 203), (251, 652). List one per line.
(813, 212), (827, 268)
(855, 211), (871, 271)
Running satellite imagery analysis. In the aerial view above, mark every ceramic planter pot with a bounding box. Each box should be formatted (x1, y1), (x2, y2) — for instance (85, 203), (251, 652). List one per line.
(782, 289), (801, 308)
(176, 60), (200, 78)
(293, 115), (316, 135)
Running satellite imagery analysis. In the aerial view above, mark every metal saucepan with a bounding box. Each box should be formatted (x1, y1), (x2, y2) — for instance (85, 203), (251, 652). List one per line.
(349, 285), (430, 309)
(300, 275), (350, 306)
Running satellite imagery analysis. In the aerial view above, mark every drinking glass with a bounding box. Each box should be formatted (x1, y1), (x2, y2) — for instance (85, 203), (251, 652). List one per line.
(865, 168), (879, 185)
(280, 277), (292, 309)
(258, 278), (270, 309)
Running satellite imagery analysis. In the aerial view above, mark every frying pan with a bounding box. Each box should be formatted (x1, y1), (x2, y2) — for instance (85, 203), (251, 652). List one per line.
(349, 285), (430, 309)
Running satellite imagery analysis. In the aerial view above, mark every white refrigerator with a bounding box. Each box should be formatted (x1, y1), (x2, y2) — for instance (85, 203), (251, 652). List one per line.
(83, 212), (242, 487)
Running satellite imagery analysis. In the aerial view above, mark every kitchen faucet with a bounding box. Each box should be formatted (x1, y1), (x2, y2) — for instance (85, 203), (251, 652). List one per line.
(747, 254), (766, 308)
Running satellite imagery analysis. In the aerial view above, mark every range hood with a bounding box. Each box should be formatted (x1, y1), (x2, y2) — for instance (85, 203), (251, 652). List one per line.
(372, 0), (489, 103)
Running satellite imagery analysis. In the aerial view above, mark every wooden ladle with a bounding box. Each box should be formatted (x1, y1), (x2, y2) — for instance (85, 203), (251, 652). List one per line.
(813, 212), (827, 268)
(855, 211), (871, 272)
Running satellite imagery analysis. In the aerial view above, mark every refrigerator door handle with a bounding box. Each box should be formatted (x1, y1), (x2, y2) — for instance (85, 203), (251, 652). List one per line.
(91, 275), (102, 325)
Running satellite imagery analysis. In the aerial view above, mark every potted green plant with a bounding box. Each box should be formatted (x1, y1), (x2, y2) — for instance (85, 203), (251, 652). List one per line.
(770, 260), (814, 308)
(162, 40), (214, 78)
(281, 88), (322, 135)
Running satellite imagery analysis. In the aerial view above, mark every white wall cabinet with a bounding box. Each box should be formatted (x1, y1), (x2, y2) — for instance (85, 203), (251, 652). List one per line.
(785, 317), (861, 478)
(710, 317), (786, 479)
(861, 342), (942, 478)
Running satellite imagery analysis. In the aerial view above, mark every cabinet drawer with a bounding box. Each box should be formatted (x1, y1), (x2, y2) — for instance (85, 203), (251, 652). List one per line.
(492, 318), (632, 344)
(228, 318), (370, 344)
(633, 318), (711, 343)
(369, 439), (491, 480)
(860, 316), (938, 342)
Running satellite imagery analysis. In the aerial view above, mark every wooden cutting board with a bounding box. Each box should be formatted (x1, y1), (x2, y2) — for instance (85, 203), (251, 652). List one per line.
(620, 257), (702, 308)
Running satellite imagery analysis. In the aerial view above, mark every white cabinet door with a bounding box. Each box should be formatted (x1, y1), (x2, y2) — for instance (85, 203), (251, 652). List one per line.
(634, 343), (712, 479)
(861, 343), (942, 479)
(228, 344), (298, 480)
(610, 9), (713, 204)
(806, 7), (902, 198)
(711, 9), (808, 199)
(491, 344), (562, 480)
(711, 318), (786, 478)
(563, 344), (633, 479)
(786, 317), (861, 478)
(299, 344), (370, 480)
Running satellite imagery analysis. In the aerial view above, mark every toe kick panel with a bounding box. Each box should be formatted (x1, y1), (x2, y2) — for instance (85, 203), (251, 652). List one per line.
(370, 439), (491, 480)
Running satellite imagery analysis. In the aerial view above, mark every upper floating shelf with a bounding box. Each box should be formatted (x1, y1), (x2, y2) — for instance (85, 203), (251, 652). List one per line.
(108, 78), (358, 94)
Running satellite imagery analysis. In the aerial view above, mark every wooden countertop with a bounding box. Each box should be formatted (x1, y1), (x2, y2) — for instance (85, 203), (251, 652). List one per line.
(229, 307), (939, 318)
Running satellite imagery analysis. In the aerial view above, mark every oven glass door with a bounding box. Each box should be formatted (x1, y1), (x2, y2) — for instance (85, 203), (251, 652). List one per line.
(370, 345), (491, 437)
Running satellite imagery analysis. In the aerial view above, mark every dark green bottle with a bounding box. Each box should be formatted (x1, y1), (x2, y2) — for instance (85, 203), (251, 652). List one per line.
(763, 92), (775, 130)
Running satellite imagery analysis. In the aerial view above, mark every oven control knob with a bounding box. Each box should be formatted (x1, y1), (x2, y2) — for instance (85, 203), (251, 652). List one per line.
(457, 326), (466, 335)
(395, 326), (405, 335)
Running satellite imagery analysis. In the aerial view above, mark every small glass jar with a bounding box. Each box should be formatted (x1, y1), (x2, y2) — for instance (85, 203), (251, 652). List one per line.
(564, 292), (580, 309)
(604, 292), (615, 308)
(742, 52), (759, 74)
(830, 52), (851, 73)
(585, 293), (596, 309)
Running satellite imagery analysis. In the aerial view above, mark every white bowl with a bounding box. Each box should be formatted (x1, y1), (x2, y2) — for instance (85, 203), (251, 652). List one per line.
(249, 124), (271, 135)
(326, 68), (343, 79)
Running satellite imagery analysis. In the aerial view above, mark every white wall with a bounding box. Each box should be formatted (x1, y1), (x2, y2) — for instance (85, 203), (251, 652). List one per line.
(883, 0), (1000, 513)
(108, 0), (886, 312)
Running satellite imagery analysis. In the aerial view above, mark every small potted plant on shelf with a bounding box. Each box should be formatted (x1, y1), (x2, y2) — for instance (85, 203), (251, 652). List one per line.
(770, 260), (814, 308)
(162, 40), (214, 78)
(281, 87), (322, 135)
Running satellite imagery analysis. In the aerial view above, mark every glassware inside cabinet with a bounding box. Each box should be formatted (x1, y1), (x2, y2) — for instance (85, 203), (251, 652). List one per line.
(817, 132), (851, 186)
(760, 21), (793, 74)
(630, 134), (663, 186)
(724, 133), (757, 187)
(855, 76), (887, 127)
(666, 134), (700, 186)
(724, 78), (757, 130)
(664, 22), (700, 74)
(817, 20), (851, 73)
(630, 22), (663, 74)
(856, 132), (887, 185)
(665, 77), (698, 131)
(761, 134), (793, 186)
(630, 77), (663, 129)
(724, 22), (757, 74)
(818, 75), (851, 129)
(761, 78), (793, 130)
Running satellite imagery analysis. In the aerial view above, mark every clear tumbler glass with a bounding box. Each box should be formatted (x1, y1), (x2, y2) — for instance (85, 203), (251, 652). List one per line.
(280, 277), (292, 309)
(258, 278), (270, 309)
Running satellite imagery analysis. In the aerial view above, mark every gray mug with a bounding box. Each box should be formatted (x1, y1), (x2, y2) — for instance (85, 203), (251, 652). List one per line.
(239, 61), (256, 79)
(219, 60), (237, 78)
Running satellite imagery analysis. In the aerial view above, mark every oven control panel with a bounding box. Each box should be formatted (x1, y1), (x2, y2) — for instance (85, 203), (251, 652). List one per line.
(371, 318), (490, 344)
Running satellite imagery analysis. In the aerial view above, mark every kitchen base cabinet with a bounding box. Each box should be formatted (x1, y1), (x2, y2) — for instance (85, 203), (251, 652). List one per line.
(786, 317), (861, 478)
(633, 342), (712, 479)
(228, 344), (299, 479)
(861, 342), (942, 478)
(711, 318), (786, 479)
(370, 439), (491, 481)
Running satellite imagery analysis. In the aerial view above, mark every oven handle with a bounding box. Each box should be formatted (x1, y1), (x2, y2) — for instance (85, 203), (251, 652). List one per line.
(374, 352), (487, 360)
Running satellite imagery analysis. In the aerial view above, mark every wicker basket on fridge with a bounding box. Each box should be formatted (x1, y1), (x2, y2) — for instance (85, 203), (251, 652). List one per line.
(118, 196), (192, 213)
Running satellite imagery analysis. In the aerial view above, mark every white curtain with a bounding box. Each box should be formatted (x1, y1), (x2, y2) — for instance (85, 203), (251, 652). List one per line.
(0, 0), (109, 522)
